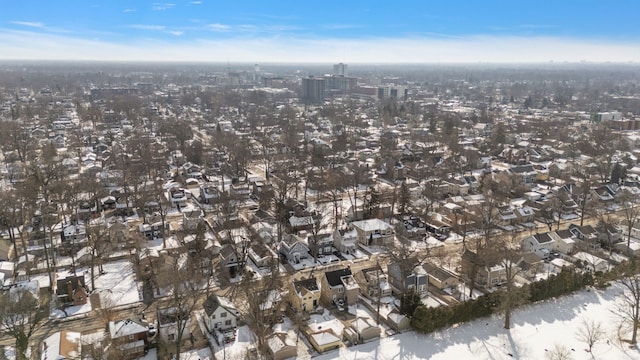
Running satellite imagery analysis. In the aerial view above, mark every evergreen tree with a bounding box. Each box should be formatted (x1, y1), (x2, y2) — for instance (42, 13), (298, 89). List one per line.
(400, 288), (421, 317)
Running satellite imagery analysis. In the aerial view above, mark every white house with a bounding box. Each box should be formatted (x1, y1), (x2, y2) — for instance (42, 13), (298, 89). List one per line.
(333, 228), (358, 255)
(521, 233), (555, 259)
(573, 252), (610, 273)
(350, 219), (394, 246)
(202, 294), (240, 332)
(157, 307), (191, 344)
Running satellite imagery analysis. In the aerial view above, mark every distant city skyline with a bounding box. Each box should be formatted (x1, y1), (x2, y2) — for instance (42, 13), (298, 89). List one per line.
(2, 1), (640, 63)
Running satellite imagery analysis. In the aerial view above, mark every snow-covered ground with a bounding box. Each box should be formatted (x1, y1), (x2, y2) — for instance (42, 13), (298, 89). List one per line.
(94, 259), (141, 306)
(316, 283), (640, 360)
(180, 347), (213, 360)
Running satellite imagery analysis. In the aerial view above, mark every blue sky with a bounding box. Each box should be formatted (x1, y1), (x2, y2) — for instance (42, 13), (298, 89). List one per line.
(1, 1), (639, 62)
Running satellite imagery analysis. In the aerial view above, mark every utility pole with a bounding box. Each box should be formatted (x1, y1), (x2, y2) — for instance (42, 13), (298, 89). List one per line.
(376, 261), (382, 325)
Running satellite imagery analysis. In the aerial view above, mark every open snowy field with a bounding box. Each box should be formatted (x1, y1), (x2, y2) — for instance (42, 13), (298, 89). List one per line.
(317, 283), (640, 360)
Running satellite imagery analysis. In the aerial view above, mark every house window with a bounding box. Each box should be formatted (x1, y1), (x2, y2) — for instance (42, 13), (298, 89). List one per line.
(128, 334), (135, 341)
(212, 314), (215, 319)
(338, 287), (344, 293)
(168, 333), (175, 341)
(225, 320), (232, 326)
(221, 312), (227, 318)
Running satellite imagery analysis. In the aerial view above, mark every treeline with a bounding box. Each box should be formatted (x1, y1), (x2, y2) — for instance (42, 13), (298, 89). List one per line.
(411, 268), (595, 333)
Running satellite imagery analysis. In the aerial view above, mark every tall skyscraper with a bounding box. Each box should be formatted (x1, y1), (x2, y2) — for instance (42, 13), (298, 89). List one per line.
(333, 63), (348, 77)
(302, 77), (326, 104)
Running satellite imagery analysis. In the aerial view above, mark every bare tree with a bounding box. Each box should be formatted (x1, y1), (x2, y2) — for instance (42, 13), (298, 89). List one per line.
(0, 288), (49, 360)
(158, 254), (203, 359)
(86, 222), (110, 291)
(95, 292), (119, 327)
(545, 343), (573, 360)
(615, 271), (640, 344)
(575, 317), (604, 352)
(307, 206), (329, 264)
(238, 258), (283, 354)
(494, 233), (526, 330)
(620, 192), (640, 252)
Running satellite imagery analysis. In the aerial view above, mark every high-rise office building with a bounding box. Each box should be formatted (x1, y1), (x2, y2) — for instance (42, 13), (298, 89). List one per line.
(302, 77), (326, 104)
(333, 63), (348, 77)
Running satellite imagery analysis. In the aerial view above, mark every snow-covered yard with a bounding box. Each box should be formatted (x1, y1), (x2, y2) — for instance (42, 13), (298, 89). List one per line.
(93, 259), (140, 306)
(316, 283), (640, 360)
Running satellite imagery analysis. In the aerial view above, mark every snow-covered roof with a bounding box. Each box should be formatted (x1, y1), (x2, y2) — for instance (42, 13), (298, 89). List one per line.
(41, 330), (81, 360)
(109, 319), (148, 339)
(311, 330), (341, 346)
(351, 218), (392, 232)
(267, 332), (296, 354)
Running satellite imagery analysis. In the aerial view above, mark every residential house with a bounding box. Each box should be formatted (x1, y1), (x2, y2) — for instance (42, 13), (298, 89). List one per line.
(517, 252), (544, 279)
(497, 206), (518, 229)
(230, 181), (251, 199)
(288, 215), (316, 233)
(139, 222), (162, 240)
(41, 331), (81, 360)
(182, 208), (203, 233)
(279, 233), (309, 264)
(0, 261), (15, 280)
(355, 265), (392, 298)
(596, 223), (623, 245)
(510, 164), (537, 187)
(591, 185), (616, 203)
(321, 267), (360, 306)
(422, 263), (460, 290)
(307, 329), (341, 354)
(167, 187), (189, 209)
(350, 219), (394, 246)
(251, 222), (276, 244)
(461, 249), (507, 288)
(203, 294), (240, 333)
(157, 307), (191, 345)
(572, 252), (610, 273)
(266, 332), (297, 360)
(306, 232), (335, 259)
(569, 224), (600, 249)
(258, 289), (283, 325)
(248, 242), (277, 268)
(56, 274), (88, 306)
(61, 223), (87, 245)
(387, 263), (428, 295)
(199, 182), (221, 204)
(615, 240), (640, 256)
(552, 229), (577, 254)
(344, 317), (380, 344)
(252, 180), (273, 203)
(332, 227), (358, 255)
(289, 277), (321, 313)
(108, 319), (148, 359)
(521, 233), (556, 259)
(219, 244), (246, 278)
(514, 205), (536, 224)
(387, 310), (411, 332)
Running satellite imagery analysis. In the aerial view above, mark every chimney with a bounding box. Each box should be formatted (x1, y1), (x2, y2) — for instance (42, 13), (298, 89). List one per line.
(66, 281), (73, 301)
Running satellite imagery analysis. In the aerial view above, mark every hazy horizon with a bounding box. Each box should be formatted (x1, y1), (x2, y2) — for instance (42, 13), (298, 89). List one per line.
(2, 1), (640, 63)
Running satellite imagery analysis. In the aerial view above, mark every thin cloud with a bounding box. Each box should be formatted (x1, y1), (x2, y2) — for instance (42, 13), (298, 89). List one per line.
(190, 1), (203, 4)
(152, 3), (176, 11)
(207, 23), (231, 31)
(1, 30), (639, 63)
(321, 24), (365, 30)
(123, 9), (136, 13)
(10, 21), (45, 28)
(165, 30), (184, 36)
(128, 24), (167, 31)
(9, 21), (71, 34)
(518, 24), (557, 29)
